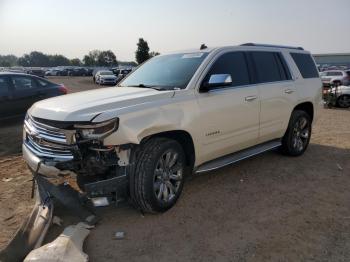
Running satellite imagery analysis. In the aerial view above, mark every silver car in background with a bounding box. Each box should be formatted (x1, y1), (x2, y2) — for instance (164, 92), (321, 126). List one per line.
(320, 70), (350, 87)
(94, 70), (117, 85)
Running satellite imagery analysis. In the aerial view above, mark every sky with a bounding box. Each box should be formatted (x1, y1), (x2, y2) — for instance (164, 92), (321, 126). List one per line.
(0, 0), (349, 61)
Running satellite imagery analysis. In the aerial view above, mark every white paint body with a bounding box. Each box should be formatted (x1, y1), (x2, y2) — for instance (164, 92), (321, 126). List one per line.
(28, 46), (322, 167)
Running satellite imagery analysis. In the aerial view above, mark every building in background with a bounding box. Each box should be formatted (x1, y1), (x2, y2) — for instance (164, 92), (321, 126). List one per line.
(313, 53), (350, 71)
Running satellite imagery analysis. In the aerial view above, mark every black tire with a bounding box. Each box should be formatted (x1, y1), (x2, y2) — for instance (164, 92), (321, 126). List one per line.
(130, 137), (186, 213)
(333, 81), (341, 87)
(336, 95), (350, 108)
(280, 110), (312, 156)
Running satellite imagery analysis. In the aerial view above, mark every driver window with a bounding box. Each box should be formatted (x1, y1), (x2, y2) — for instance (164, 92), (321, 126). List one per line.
(204, 52), (250, 88)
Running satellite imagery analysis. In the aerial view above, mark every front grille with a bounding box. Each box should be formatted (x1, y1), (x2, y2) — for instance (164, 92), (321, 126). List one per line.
(23, 115), (75, 161)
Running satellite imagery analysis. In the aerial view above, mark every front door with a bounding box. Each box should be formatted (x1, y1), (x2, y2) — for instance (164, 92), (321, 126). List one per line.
(196, 51), (260, 164)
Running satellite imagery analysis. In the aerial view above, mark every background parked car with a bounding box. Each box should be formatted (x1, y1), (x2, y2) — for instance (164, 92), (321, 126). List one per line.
(324, 85), (350, 108)
(0, 72), (67, 119)
(66, 67), (89, 76)
(94, 70), (117, 85)
(25, 68), (46, 78)
(320, 70), (350, 87)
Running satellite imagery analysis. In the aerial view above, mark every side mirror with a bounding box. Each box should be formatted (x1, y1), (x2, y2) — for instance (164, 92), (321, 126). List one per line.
(200, 74), (232, 92)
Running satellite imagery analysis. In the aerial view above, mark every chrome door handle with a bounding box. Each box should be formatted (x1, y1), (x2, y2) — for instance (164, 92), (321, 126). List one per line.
(284, 89), (294, 94)
(245, 95), (257, 101)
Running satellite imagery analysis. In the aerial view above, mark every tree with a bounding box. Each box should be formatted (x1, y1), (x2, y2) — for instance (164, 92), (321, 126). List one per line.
(97, 50), (117, 67)
(0, 55), (18, 67)
(70, 58), (82, 66)
(17, 51), (50, 67)
(17, 54), (31, 67)
(49, 54), (70, 66)
(83, 55), (95, 66)
(135, 38), (150, 64)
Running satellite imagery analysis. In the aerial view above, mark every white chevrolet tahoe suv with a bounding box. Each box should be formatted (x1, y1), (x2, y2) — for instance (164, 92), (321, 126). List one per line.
(23, 43), (322, 213)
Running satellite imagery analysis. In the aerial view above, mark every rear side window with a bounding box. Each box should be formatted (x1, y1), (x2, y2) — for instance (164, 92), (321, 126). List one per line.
(36, 78), (52, 87)
(204, 52), (250, 87)
(11, 76), (38, 90)
(290, 53), (319, 79)
(250, 51), (290, 84)
(0, 77), (10, 96)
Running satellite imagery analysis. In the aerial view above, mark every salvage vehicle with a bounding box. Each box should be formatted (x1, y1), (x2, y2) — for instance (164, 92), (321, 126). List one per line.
(0, 72), (67, 120)
(23, 43), (322, 213)
(320, 70), (350, 87)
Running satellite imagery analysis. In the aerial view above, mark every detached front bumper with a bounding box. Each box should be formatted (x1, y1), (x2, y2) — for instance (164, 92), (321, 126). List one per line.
(23, 144), (62, 178)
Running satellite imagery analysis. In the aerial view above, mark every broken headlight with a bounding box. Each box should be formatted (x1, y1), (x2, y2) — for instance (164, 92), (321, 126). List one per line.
(74, 118), (119, 140)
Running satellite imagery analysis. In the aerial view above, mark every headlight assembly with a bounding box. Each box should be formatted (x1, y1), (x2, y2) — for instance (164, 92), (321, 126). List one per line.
(74, 118), (119, 140)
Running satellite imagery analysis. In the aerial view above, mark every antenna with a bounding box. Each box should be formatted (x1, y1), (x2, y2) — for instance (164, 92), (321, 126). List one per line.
(200, 44), (207, 50)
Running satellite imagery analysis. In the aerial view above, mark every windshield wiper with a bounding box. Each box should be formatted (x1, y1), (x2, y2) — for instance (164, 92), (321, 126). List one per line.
(126, 84), (168, 91)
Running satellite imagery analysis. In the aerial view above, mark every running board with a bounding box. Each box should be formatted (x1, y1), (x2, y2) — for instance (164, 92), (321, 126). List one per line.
(195, 139), (282, 174)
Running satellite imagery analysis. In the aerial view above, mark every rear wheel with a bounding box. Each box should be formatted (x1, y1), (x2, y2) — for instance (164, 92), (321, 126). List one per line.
(130, 138), (186, 213)
(337, 95), (350, 108)
(281, 110), (311, 156)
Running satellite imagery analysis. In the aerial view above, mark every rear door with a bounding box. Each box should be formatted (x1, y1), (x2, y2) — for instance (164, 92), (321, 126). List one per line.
(0, 76), (12, 119)
(248, 51), (296, 143)
(10, 75), (42, 116)
(196, 51), (260, 163)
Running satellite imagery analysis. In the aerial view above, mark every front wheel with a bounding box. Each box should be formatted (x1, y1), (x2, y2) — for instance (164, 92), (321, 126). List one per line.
(280, 110), (311, 156)
(130, 138), (186, 213)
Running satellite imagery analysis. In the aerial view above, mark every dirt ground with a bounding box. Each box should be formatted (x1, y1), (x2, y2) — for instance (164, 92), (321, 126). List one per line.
(0, 76), (96, 249)
(0, 77), (349, 261)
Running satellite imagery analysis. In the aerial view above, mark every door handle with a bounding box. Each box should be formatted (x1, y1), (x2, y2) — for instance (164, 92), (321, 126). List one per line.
(284, 89), (294, 94)
(245, 95), (257, 101)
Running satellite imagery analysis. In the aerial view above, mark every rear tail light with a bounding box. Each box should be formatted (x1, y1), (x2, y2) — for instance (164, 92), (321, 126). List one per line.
(58, 85), (68, 94)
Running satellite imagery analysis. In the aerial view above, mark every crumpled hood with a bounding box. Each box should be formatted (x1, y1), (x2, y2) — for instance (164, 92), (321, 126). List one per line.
(29, 87), (174, 122)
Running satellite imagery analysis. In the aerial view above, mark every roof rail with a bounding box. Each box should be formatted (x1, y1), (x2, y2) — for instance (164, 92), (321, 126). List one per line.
(241, 43), (304, 50)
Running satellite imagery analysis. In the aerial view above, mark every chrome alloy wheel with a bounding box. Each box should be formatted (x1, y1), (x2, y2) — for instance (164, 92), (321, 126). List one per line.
(153, 149), (184, 203)
(292, 116), (309, 152)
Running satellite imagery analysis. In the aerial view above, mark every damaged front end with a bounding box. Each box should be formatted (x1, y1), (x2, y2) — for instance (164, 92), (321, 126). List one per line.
(23, 114), (131, 206)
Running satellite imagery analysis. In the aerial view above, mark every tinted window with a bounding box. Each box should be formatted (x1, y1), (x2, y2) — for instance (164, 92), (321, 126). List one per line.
(204, 52), (250, 87)
(36, 78), (52, 87)
(0, 77), (10, 96)
(11, 76), (37, 90)
(251, 51), (285, 83)
(290, 53), (319, 79)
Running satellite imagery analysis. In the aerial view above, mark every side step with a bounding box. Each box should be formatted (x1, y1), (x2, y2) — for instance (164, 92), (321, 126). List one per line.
(195, 139), (282, 174)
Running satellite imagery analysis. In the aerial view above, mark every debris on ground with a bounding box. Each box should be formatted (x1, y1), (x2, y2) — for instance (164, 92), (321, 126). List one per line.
(337, 163), (343, 171)
(113, 231), (125, 240)
(52, 216), (63, 227)
(1, 178), (13, 182)
(24, 222), (92, 262)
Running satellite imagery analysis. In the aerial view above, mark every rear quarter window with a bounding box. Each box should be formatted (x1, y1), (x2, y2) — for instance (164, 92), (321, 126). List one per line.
(290, 53), (319, 79)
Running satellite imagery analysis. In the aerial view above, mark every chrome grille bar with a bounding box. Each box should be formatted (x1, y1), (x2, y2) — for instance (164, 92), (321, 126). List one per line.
(23, 115), (75, 161)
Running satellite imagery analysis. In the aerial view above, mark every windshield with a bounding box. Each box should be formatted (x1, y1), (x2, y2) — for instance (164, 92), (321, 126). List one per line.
(100, 71), (113, 75)
(119, 52), (208, 89)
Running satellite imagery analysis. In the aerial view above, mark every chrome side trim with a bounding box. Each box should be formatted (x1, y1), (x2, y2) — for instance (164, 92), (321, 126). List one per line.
(195, 139), (282, 174)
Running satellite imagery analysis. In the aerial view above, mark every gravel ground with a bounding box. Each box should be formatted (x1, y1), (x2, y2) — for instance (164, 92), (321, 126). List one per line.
(0, 77), (349, 261)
